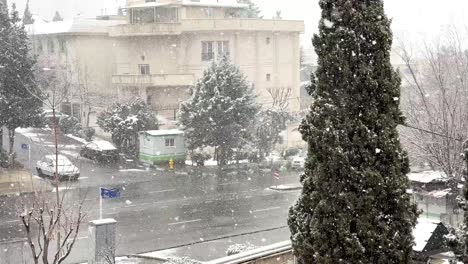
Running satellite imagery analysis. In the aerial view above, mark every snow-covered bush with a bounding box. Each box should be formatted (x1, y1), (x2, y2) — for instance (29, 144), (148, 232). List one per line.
(82, 127), (95, 142)
(226, 242), (257, 256)
(191, 151), (211, 166)
(59, 116), (81, 135)
(97, 99), (158, 158)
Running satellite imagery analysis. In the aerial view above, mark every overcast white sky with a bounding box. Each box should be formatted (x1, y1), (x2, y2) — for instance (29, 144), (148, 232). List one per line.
(7, 0), (468, 46)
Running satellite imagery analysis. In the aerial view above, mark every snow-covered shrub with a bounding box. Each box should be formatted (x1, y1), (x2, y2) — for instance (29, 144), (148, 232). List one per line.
(82, 127), (95, 141)
(59, 116), (81, 135)
(191, 151), (211, 166)
(165, 257), (201, 264)
(226, 242), (257, 256)
(97, 99), (158, 158)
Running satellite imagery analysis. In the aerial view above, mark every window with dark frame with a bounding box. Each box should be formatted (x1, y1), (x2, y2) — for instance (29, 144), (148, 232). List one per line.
(139, 64), (150, 75)
(165, 138), (175, 147)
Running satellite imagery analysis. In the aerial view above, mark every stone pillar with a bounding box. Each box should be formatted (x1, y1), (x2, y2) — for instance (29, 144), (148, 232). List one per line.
(88, 218), (117, 264)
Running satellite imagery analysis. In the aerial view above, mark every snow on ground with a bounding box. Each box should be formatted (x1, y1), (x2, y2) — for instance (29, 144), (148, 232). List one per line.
(60, 150), (80, 158)
(185, 159), (250, 167)
(16, 128), (43, 141)
(119, 169), (146, 172)
(268, 184), (302, 191)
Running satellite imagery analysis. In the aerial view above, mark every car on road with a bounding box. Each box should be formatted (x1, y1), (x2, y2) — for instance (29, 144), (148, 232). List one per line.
(291, 156), (306, 170)
(80, 140), (121, 163)
(36, 155), (80, 180)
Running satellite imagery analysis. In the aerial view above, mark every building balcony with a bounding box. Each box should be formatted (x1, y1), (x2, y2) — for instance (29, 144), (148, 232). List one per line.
(109, 19), (305, 37)
(112, 73), (195, 87)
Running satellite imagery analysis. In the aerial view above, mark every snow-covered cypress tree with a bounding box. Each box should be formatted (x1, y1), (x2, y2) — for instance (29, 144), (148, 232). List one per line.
(22, 0), (33, 25)
(288, 1), (418, 263)
(179, 56), (259, 165)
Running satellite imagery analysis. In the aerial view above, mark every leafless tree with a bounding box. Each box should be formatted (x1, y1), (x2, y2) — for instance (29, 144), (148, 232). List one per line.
(266, 86), (292, 111)
(398, 27), (468, 186)
(18, 58), (89, 263)
(20, 189), (85, 264)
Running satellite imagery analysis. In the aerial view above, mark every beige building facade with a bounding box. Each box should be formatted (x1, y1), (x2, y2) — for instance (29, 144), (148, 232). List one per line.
(27, 0), (305, 145)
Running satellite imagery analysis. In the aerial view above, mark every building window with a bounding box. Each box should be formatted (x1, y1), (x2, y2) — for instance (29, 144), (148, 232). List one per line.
(202, 41), (214, 61)
(165, 138), (175, 147)
(204, 8), (214, 18)
(266, 73), (271, 81)
(217, 41), (230, 58)
(59, 39), (66, 53)
(139, 64), (150, 75)
(48, 39), (55, 53)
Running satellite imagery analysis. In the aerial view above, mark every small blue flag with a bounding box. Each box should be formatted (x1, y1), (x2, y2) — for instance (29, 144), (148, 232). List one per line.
(100, 188), (120, 199)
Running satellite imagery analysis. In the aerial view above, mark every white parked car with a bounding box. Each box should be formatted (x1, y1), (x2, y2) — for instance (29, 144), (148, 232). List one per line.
(36, 155), (80, 180)
(291, 156), (306, 170)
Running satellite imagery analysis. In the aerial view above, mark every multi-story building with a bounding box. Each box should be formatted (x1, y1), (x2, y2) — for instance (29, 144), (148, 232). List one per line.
(27, 0), (305, 144)
(112, 0), (304, 119)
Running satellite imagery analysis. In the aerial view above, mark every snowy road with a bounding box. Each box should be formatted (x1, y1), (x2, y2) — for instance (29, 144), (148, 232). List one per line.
(0, 128), (302, 263)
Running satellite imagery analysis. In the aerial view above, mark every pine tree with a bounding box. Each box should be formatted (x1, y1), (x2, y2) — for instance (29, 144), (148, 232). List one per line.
(52, 10), (63, 22)
(22, 0), (33, 25)
(179, 57), (259, 165)
(0, 4), (43, 163)
(288, 1), (418, 263)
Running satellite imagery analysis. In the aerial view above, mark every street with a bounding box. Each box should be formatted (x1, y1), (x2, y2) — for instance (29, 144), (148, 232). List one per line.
(0, 128), (301, 263)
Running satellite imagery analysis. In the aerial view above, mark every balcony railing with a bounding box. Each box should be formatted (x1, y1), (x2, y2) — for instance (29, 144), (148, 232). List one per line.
(109, 19), (305, 37)
(112, 73), (195, 87)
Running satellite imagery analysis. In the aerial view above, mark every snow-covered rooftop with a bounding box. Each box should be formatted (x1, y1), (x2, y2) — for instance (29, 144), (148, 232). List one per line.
(407, 171), (448, 184)
(142, 129), (184, 136)
(26, 16), (126, 35)
(412, 218), (441, 252)
(127, 0), (247, 9)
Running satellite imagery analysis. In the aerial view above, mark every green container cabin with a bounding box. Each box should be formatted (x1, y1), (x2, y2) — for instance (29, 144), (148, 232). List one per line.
(138, 129), (186, 164)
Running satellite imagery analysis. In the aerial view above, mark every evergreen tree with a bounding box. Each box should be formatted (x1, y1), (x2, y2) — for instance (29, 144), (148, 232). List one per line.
(288, 1), (418, 263)
(52, 10), (63, 22)
(179, 57), (259, 165)
(22, 0), (33, 25)
(460, 141), (468, 262)
(0, 4), (43, 162)
(97, 99), (158, 158)
(239, 0), (261, 18)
